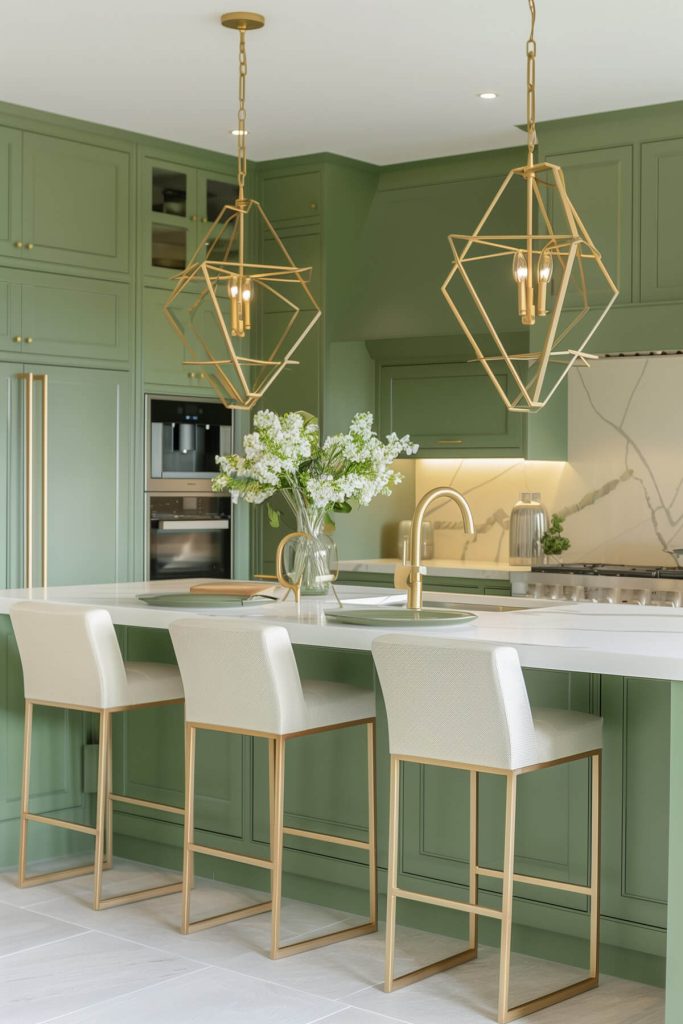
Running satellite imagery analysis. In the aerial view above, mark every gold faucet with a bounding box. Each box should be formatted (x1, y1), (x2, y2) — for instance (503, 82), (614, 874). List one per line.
(400, 487), (476, 610)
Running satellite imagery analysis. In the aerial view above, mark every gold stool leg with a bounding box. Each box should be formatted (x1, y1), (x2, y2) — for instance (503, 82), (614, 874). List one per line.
(589, 752), (602, 979)
(93, 711), (111, 910)
(384, 754), (400, 992)
(469, 770), (479, 955)
(270, 735), (286, 959)
(18, 700), (34, 887)
(498, 773), (518, 1023)
(181, 723), (197, 934)
(367, 721), (378, 929)
(104, 713), (114, 870)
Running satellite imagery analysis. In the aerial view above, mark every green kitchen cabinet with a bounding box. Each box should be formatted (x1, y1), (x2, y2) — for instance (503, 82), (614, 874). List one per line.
(141, 156), (237, 282)
(142, 285), (223, 393)
(641, 138), (683, 303)
(0, 129), (132, 274)
(0, 126), (21, 262)
(2, 361), (132, 589)
(260, 169), (322, 226)
(0, 267), (131, 363)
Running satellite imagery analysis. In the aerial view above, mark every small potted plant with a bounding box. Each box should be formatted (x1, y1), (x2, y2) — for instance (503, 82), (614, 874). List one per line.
(542, 513), (571, 563)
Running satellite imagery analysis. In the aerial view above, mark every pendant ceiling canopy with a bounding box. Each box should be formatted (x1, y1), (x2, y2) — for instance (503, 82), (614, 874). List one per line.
(441, 0), (619, 413)
(164, 12), (321, 411)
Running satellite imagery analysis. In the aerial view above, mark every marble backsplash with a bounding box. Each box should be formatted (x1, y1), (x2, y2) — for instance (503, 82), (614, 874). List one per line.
(414, 355), (683, 567)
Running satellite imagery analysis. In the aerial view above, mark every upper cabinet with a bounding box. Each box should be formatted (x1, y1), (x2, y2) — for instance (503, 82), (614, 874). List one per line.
(641, 138), (683, 303)
(0, 127), (131, 275)
(142, 156), (237, 282)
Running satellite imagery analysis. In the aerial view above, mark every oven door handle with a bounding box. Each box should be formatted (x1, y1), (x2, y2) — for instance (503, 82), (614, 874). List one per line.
(155, 520), (231, 531)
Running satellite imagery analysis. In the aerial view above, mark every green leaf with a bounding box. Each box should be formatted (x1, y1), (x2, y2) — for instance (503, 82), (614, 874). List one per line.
(332, 500), (352, 514)
(266, 503), (281, 528)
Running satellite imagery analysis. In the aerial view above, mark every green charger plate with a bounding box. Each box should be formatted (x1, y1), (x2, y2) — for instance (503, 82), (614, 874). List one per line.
(137, 593), (265, 609)
(324, 607), (477, 628)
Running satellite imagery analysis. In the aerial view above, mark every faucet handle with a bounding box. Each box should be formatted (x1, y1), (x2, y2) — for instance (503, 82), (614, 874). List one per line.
(394, 563), (411, 591)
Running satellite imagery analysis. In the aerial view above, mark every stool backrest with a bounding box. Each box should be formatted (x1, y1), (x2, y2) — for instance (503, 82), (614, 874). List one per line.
(170, 617), (306, 735)
(10, 601), (128, 709)
(372, 635), (537, 770)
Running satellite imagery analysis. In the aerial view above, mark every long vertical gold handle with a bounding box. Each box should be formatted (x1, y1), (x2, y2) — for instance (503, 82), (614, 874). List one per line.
(23, 373), (34, 588)
(40, 374), (48, 587)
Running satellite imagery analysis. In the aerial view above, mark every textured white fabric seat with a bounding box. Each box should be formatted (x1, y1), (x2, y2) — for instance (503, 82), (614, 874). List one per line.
(10, 601), (184, 909)
(170, 616), (377, 956)
(372, 633), (603, 1024)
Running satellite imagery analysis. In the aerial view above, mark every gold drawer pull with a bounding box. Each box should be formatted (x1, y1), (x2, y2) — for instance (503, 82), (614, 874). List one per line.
(13, 336), (22, 343)
(14, 241), (23, 249)
(25, 337), (33, 344)
(437, 439), (464, 445)
(26, 242), (34, 250)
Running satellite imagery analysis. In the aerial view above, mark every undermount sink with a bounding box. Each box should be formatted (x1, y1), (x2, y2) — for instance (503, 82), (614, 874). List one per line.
(324, 607), (477, 628)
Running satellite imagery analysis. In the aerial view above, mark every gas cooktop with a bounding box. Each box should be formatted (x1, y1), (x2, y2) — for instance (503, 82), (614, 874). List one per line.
(531, 563), (683, 579)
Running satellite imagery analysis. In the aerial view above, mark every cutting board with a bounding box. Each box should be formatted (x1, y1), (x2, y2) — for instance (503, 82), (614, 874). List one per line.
(189, 580), (272, 598)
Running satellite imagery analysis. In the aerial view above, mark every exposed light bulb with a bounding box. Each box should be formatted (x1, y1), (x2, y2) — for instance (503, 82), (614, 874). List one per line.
(512, 252), (533, 322)
(231, 128), (248, 136)
(537, 252), (553, 316)
(478, 92), (498, 100)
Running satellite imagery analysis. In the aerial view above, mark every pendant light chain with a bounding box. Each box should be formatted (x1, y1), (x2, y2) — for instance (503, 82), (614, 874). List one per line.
(526, 0), (537, 166)
(237, 27), (248, 199)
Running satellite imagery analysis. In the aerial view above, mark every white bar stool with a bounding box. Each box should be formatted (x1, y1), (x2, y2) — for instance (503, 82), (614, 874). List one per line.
(372, 634), (602, 1024)
(10, 601), (185, 910)
(170, 616), (377, 957)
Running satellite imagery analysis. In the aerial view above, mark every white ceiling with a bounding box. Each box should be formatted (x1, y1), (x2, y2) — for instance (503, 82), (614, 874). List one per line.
(3, 0), (683, 165)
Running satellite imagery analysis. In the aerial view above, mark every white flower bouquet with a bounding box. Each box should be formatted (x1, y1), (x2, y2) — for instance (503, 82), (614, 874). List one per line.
(213, 410), (418, 594)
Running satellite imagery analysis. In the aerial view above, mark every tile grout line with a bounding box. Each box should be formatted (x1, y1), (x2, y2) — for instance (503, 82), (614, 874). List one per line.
(0, 928), (95, 961)
(35, 964), (214, 1024)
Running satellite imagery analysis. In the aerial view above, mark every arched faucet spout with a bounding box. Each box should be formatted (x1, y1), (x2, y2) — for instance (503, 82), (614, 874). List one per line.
(406, 487), (475, 610)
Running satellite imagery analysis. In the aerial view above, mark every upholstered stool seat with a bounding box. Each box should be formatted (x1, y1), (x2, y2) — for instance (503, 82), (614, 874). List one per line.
(10, 601), (185, 910)
(170, 616), (377, 957)
(372, 634), (603, 1024)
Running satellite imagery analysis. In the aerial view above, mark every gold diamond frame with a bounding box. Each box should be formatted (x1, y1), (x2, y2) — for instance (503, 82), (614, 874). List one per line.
(441, 161), (619, 412)
(163, 197), (321, 411)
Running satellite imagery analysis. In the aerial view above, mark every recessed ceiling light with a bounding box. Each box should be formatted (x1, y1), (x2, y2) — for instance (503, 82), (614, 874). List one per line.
(478, 92), (498, 100)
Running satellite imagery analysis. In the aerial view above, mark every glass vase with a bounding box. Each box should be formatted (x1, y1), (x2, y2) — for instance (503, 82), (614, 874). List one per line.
(282, 491), (338, 597)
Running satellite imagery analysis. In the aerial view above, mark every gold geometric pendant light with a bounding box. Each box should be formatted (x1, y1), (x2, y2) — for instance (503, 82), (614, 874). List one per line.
(164, 12), (321, 411)
(441, 0), (619, 412)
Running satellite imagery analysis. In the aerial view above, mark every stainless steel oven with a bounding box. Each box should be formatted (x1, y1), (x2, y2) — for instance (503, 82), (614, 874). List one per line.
(146, 394), (232, 493)
(147, 494), (231, 581)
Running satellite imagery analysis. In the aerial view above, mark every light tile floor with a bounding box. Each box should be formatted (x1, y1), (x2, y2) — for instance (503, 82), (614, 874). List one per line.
(0, 859), (665, 1024)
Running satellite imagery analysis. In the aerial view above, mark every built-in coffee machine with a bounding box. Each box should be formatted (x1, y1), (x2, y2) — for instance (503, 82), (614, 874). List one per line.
(145, 395), (233, 580)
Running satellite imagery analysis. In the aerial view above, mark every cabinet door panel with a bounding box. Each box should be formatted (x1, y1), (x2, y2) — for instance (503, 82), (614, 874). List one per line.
(22, 132), (130, 273)
(261, 231), (321, 312)
(546, 146), (632, 305)
(0, 126), (21, 261)
(18, 272), (130, 362)
(641, 139), (683, 302)
(262, 171), (321, 225)
(0, 280), (19, 355)
(144, 158), (196, 280)
(143, 286), (220, 392)
(379, 361), (523, 456)
(23, 364), (131, 586)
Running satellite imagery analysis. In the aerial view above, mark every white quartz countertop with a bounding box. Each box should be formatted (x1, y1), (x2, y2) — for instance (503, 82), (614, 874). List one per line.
(1, 580), (683, 682)
(338, 559), (530, 580)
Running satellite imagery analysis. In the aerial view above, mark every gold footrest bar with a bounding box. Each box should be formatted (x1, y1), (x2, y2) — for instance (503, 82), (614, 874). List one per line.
(503, 976), (599, 1023)
(188, 842), (273, 872)
(24, 812), (97, 836)
(389, 946), (478, 992)
(95, 880), (183, 911)
(109, 793), (185, 816)
(282, 826), (370, 851)
(273, 921), (377, 960)
(476, 866), (592, 896)
(394, 886), (503, 921)
(20, 862), (95, 888)
(184, 900), (273, 934)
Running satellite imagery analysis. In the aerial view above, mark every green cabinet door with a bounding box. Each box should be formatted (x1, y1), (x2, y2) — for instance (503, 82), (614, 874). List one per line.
(143, 158), (197, 281)
(0, 126), (21, 261)
(2, 363), (132, 589)
(641, 138), (683, 303)
(142, 285), (223, 392)
(0, 366), (12, 588)
(379, 360), (524, 456)
(21, 132), (131, 274)
(261, 170), (322, 226)
(0, 268), (131, 362)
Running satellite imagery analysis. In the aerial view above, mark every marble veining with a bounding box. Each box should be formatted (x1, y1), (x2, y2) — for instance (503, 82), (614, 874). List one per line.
(415, 356), (683, 566)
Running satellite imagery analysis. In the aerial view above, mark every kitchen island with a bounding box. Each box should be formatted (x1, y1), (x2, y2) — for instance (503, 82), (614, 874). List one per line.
(0, 581), (679, 1020)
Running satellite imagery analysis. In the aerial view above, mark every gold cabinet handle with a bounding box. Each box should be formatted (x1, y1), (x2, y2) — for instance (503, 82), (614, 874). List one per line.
(437, 439), (464, 445)
(190, 214), (198, 222)
(13, 336), (22, 343)
(25, 337), (33, 344)
(188, 371), (197, 379)
(201, 216), (209, 223)
(275, 531), (307, 604)
(26, 242), (34, 250)
(17, 373), (48, 587)
(309, 202), (318, 210)
(14, 241), (23, 249)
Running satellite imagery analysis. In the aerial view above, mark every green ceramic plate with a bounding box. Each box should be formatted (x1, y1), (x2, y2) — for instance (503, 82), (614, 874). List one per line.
(137, 593), (267, 609)
(324, 607), (477, 628)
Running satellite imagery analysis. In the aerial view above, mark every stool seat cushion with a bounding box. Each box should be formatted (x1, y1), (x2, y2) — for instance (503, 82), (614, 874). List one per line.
(123, 662), (184, 708)
(531, 708), (603, 765)
(300, 679), (375, 733)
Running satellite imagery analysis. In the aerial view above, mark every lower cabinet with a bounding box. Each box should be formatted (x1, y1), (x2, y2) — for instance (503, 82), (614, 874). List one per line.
(0, 361), (132, 588)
